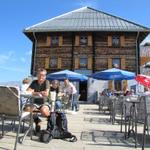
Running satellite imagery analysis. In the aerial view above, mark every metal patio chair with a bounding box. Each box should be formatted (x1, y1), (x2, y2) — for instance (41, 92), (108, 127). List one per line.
(61, 94), (71, 110)
(0, 86), (32, 150)
(61, 93), (80, 111)
(122, 95), (144, 148)
(120, 97), (132, 134)
(142, 95), (150, 150)
(110, 95), (124, 124)
(127, 95), (144, 148)
(99, 95), (111, 113)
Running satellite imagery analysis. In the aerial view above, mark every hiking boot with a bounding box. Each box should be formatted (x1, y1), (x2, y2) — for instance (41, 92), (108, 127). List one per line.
(34, 122), (41, 136)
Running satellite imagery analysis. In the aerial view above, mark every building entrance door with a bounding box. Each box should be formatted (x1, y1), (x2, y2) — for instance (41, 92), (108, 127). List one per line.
(79, 81), (87, 101)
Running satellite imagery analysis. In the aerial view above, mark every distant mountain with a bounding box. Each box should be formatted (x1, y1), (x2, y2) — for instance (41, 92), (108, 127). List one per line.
(0, 81), (21, 86)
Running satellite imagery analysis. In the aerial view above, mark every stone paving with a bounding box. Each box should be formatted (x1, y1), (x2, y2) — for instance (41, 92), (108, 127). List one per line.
(0, 104), (150, 150)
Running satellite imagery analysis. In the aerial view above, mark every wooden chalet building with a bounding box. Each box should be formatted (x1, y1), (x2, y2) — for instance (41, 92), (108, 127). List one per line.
(24, 7), (150, 101)
(140, 42), (150, 66)
(140, 43), (150, 75)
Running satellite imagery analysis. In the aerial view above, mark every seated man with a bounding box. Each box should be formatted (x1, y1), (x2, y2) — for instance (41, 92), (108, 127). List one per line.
(26, 68), (50, 133)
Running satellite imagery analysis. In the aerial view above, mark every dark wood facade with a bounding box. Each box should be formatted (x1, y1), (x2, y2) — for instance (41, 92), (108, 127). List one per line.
(26, 31), (145, 91)
(31, 32), (140, 75)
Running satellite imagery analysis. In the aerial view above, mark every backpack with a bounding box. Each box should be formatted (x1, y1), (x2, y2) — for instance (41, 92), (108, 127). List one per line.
(47, 112), (68, 132)
(39, 112), (77, 143)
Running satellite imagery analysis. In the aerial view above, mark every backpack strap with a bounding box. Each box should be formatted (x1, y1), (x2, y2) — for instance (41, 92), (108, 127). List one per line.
(61, 131), (77, 142)
(69, 135), (77, 142)
(47, 112), (56, 130)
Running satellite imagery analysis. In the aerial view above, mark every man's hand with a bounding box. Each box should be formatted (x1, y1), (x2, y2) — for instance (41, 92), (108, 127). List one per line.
(40, 91), (48, 97)
(32, 92), (42, 97)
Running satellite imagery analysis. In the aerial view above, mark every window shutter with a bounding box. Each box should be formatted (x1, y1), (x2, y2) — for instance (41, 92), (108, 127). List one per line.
(45, 58), (50, 69)
(120, 36), (125, 47)
(75, 36), (79, 46)
(122, 80), (128, 91)
(121, 57), (127, 90)
(46, 36), (51, 46)
(108, 58), (113, 90)
(108, 36), (112, 47)
(88, 35), (92, 46)
(59, 36), (63, 46)
(87, 57), (93, 69)
(74, 58), (79, 69)
(57, 58), (62, 69)
(108, 58), (112, 68)
(121, 58), (125, 69)
(108, 81), (113, 90)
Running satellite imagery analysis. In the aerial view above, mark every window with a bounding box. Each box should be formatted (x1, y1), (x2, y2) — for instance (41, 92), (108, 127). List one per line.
(112, 36), (120, 47)
(80, 36), (88, 45)
(113, 58), (121, 91)
(50, 58), (57, 68)
(37, 37), (46, 46)
(114, 80), (122, 91)
(51, 36), (59, 46)
(112, 58), (121, 68)
(80, 58), (87, 69)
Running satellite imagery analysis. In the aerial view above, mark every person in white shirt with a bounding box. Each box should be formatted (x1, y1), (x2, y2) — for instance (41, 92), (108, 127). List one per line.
(20, 78), (30, 93)
(20, 78), (31, 106)
(63, 78), (78, 111)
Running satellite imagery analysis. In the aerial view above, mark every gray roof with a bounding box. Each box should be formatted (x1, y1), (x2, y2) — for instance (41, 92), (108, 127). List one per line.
(24, 7), (150, 32)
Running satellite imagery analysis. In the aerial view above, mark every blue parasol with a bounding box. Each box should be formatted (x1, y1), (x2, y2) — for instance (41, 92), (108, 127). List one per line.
(91, 68), (135, 80)
(46, 70), (88, 81)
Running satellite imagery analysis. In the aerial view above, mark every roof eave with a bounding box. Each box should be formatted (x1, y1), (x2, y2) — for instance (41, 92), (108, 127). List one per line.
(23, 29), (150, 33)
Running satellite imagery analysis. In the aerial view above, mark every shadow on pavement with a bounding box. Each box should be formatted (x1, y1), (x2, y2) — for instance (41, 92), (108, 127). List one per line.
(80, 129), (150, 148)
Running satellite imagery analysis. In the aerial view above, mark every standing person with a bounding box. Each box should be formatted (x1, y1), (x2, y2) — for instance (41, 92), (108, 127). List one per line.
(26, 68), (50, 133)
(63, 78), (78, 111)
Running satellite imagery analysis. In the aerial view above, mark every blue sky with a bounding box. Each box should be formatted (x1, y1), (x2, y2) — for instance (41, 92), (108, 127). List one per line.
(0, 0), (150, 82)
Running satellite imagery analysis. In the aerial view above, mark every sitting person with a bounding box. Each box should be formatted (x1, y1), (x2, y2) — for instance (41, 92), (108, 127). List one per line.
(20, 78), (31, 105)
(130, 89), (135, 96)
(50, 80), (59, 94)
(143, 87), (150, 95)
(20, 78), (30, 93)
(49, 80), (63, 111)
(124, 88), (130, 96)
(26, 68), (50, 134)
